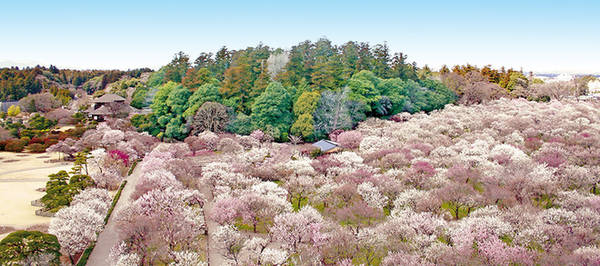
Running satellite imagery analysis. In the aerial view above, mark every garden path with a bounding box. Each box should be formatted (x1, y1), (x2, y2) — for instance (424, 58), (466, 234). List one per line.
(86, 164), (143, 266)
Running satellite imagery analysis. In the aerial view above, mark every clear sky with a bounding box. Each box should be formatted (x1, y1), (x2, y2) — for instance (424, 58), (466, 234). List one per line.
(1, 0), (598, 73)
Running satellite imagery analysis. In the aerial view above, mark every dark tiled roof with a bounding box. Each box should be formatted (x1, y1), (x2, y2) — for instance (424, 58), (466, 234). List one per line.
(312, 140), (340, 152)
(93, 93), (125, 103)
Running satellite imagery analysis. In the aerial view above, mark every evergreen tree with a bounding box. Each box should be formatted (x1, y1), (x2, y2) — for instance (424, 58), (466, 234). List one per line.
(250, 82), (293, 141)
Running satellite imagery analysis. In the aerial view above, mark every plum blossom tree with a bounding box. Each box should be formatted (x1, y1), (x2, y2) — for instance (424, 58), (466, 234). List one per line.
(70, 188), (112, 214)
(337, 131), (363, 149)
(131, 169), (183, 200)
(48, 204), (105, 264)
(213, 224), (246, 265)
(115, 188), (204, 264)
(47, 138), (79, 160)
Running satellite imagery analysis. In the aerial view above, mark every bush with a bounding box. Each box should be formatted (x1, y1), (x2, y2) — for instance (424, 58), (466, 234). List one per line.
(5, 139), (26, 152)
(27, 143), (47, 153)
(0, 230), (61, 265)
(310, 148), (323, 159)
(28, 114), (57, 130)
(41, 171), (92, 213)
(44, 138), (59, 147)
(29, 137), (43, 144)
(7, 105), (20, 116)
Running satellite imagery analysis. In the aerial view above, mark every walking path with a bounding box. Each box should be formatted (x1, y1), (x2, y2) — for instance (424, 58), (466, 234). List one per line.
(86, 164), (144, 266)
(190, 155), (227, 266)
(199, 183), (227, 266)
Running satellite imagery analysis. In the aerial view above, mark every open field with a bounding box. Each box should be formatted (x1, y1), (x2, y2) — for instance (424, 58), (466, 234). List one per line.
(0, 151), (72, 236)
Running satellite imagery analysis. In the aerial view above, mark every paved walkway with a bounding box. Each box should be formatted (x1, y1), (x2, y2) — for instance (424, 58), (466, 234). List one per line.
(86, 164), (143, 266)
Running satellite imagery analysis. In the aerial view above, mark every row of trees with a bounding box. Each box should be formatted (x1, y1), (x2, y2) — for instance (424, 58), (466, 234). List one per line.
(132, 39), (456, 141)
(440, 64), (596, 104)
(0, 65), (152, 101)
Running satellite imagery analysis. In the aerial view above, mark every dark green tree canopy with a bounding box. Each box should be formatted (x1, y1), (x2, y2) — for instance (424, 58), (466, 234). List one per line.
(0, 230), (61, 265)
(250, 82), (293, 141)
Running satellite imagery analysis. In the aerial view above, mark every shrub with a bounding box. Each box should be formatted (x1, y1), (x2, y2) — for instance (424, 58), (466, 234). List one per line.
(5, 139), (26, 152)
(27, 143), (47, 153)
(310, 148), (323, 159)
(29, 137), (43, 144)
(27, 113), (57, 130)
(0, 230), (61, 265)
(6, 105), (20, 116)
(44, 138), (59, 147)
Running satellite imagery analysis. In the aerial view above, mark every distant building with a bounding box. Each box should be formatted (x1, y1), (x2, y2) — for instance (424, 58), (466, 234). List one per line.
(85, 94), (131, 121)
(312, 140), (342, 153)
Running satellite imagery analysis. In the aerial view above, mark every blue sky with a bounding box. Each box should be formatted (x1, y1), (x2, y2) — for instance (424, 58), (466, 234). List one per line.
(1, 0), (598, 73)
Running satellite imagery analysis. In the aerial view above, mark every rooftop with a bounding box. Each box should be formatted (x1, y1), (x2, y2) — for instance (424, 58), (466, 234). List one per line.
(93, 93), (126, 103)
(312, 140), (341, 152)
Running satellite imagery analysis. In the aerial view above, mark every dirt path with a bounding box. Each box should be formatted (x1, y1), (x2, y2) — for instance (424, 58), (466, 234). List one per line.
(86, 164), (143, 266)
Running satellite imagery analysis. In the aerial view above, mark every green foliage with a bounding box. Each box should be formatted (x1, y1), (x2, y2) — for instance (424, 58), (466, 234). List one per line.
(42, 168), (92, 213)
(310, 148), (322, 159)
(76, 243), (95, 266)
(144, 82), (191, 140)
(164, 52), (190, 83)
(250, 82), (293, 141)
(129, 114), (151, 134)
(71, 151), (90, 175)
(7, 105), (20, 116)
(105, 180), (127, 225)
(0, 230), (61, 265)
(69, 174), (93, 191)
(72, 112), (86, 124)
(0, 66), (150, 101)
(128, 160), (139, 176)
(182, 67), (218, 89)
(147, 68), (167, 87)
(293, 90), (321, 117)
(376, 78), (409, 114)
(227, 113), (254, 135)
(130, 87), (148, 109)
(347, 71), (380, 112)
(139, 39), (457, 141)
(28, 113), (57, 130)
(290, 113), (315, 141)
(184, 83), (222, 118)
